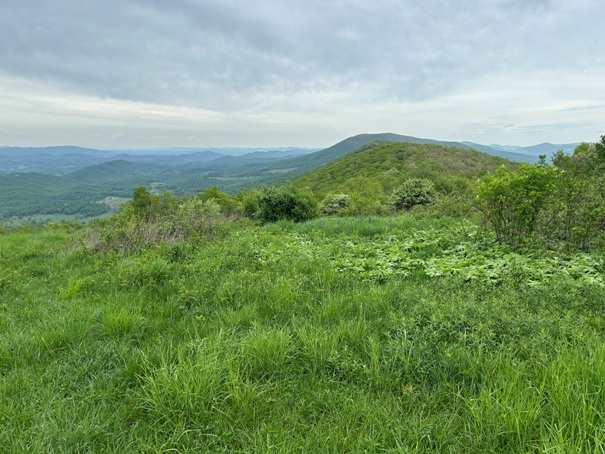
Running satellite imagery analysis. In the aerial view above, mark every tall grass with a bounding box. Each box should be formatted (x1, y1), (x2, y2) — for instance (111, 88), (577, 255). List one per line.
(1, 217), (604, 451)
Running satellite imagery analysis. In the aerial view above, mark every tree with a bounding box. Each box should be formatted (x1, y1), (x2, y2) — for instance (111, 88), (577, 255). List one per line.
(390, 178), (437, 211)
(477, 164), (557, 247)
(595, 135), (605, 162)
(320, 193), (351, 216)
(131, 186), (154, 219)
(256, 186), (318, 223)
(478, 135), (605, 249)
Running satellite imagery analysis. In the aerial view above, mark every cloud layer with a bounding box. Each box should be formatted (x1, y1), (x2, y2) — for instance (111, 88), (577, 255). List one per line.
(1, 0), (604, 147)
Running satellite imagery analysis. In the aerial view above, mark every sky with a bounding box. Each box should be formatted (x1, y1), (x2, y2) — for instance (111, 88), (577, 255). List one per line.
(1, 0), (604, 149)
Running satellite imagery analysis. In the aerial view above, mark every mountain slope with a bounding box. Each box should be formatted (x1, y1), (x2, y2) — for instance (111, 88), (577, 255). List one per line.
(64, 160), (169, 186)
(247, 133), (474, 175)
(162, 133), (524, 194)
(295, 141), (516, 194)
(0, 173), (107, 219)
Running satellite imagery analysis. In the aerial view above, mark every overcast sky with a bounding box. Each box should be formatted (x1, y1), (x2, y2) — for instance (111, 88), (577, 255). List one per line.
(1, 0), (603, 149)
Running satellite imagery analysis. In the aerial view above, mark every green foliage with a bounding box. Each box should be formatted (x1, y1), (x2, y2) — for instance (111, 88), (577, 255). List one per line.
(479, 136), (605, 250)
(87, 187), (224, 252)
(294, 142), (511, 217)
(198, 185), (243, 218)
(391, 178), (438, 211)
(541, 169), (605, 249)
(256, 185), (318, 223)
(131, 186), (154, 219)
(238, 188), (260, 219)
(320, 193), (351, 216)
(478, 164), (557, 247)
(596, 135), (605, 162)
(0, 173), (109, 222)
(337, 176), (388, 216)
(433, 175), (473, 196)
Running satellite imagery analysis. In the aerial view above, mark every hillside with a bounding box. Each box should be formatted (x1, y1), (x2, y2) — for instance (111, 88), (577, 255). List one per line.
(0, 134), (577, 223)
(295, 141), (516, 194)
(0, 173), (107, 219)
(161, 133), (493, 194)
(64, 160), (169, 188)
(237, 133), (475, 177)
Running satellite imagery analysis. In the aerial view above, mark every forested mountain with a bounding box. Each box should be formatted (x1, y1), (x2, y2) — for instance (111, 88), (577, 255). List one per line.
(295, 141), (516, 195)
(0, 173), (107, 219)
(64, 160), (169, 186)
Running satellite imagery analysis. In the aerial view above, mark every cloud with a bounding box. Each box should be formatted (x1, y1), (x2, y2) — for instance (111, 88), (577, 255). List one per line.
(2, 0), (603, 109)
(0, 0), (603, 147)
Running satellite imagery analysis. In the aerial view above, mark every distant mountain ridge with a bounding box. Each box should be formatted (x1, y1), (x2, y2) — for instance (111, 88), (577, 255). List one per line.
(464, 141), (580, 160)
(0, 138), (581, 175)
(0, 146), (318, 175)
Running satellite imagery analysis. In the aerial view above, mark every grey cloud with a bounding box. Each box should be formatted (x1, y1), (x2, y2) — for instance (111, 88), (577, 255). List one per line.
(1, 0), (604, 111)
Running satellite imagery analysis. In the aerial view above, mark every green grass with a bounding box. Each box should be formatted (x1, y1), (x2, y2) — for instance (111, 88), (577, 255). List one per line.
(1, 216), (604, 452)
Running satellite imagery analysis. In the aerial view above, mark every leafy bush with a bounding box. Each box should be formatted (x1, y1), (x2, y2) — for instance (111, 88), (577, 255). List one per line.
(541, 145), (605, 249)
(320, 193), (351, 216)
(237, 188), (260, 220)
(86, 188), (224, 252)
(391, 178), (437, 211)
(337, 176), (389, 216)
(479, 138), (605, 249)
(256, 186), (318, 224)
(477, 164), (557, 247)
(198, 186), (243, 218)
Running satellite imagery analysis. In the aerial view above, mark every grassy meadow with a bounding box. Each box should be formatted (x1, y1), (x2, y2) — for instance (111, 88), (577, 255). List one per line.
(1, 215), (604, 452)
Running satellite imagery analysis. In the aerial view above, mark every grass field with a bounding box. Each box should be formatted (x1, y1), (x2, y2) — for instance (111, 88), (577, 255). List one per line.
(1, 216), (604, 452)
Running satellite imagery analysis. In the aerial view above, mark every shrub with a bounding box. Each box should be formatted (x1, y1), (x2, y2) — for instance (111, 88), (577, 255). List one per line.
(320, 193), (351, 216)
(256, 186), (318, 224)
(237, 188), (260, 220)
(477, 164), (557, 247)
(391, 178), (437, 211)
(478, 142), (605, 250)
(86, 188), (224, 253)
(539, 168), (605, 249)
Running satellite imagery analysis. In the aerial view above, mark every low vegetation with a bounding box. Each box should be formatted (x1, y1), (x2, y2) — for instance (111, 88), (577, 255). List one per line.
(1, 136), (604, 451)
(479, 136), (605, 250)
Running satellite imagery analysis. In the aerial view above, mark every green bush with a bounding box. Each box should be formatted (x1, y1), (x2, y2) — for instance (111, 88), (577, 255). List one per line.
(256, 186), (318, 224)
(541, 174), (605, 249)
(86, 188), (224, 252)
(478, 138), (605, 250)
(477, 164), (557, 247)
(320, 193), (351, 216)
(198, 186), (243, 218)
(391, 178), (437, 211)
(237, 188), (260, 220)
